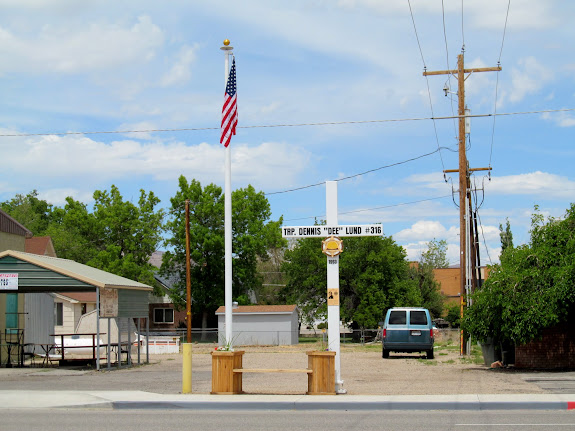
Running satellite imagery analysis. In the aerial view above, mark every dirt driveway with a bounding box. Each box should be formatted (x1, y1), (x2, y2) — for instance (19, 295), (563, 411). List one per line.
(0, 334), (545, 396)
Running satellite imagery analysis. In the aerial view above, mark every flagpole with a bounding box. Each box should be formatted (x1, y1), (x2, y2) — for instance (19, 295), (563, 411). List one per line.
(220, 39), (234, 348)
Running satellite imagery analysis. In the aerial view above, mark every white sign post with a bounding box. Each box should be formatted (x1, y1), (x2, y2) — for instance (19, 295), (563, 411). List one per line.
(282, 181), (382, 394)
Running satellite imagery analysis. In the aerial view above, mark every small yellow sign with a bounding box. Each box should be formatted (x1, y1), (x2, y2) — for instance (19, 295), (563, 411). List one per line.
(327, 288), (340, 306)
(322, 235), (343, 257)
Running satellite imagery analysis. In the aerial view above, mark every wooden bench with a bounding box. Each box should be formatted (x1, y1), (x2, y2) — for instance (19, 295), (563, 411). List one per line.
(233, 368), (312, 374)
(211, 351), (336, 395)
(233, 367), (319, 394)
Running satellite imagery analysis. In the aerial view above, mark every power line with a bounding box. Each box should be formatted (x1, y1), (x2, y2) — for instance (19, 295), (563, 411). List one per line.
(498, 0), (511, 63)
(475, 209), (493, 265)
(408, 0), (426, 68)
(408, 0), (446, 173)
(334, 148), (446, 183)
(1, 108), (573, 138)
(489, 0), (511, 169)
(283, 194), (453, 223)
(461, 0), (465, 49)
(265, 148), (446, 196)
(441, 0), (459, 142)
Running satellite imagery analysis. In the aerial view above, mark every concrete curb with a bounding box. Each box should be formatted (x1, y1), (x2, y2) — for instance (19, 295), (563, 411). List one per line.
(1, 391), (575, 411)
(112, 400), (572, 411)
(112, 394), (575, 411)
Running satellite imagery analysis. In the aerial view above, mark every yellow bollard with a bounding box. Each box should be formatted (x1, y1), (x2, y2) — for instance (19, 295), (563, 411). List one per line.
(182, 343), (192, 394)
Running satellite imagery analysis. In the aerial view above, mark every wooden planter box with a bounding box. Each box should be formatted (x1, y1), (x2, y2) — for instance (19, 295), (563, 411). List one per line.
(306, 350), (336, 395)
(211, 350), (245, 394)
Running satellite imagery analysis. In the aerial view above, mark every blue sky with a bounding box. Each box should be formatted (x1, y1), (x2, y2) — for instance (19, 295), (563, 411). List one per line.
(1, 0), (574, 265)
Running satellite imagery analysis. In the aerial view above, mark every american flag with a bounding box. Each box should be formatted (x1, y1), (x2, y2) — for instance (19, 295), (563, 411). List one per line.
(220, 58), (238, 147)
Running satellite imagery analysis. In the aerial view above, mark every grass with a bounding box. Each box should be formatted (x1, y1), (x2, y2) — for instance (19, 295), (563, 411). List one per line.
(299, 337), (322, 344)
(458, 344), (484, 365)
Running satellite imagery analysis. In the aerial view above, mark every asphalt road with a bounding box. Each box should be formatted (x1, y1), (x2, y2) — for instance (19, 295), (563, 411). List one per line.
(521, 374), (575, 394)
(2, 409), (575, 431)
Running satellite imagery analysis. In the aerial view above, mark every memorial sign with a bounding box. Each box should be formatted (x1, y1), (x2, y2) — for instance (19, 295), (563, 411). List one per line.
(281, 182), (382, 394)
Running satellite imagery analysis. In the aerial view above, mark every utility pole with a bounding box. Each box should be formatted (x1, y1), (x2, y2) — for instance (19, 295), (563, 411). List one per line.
(182, 199), (193, 394)
(424, 52), (500, 355)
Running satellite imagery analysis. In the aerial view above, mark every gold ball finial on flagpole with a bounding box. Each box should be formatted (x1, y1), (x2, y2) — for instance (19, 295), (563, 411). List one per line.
(221, 39), (233, 51)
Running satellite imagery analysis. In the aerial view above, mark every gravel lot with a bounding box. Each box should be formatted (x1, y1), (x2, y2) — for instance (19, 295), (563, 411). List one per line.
(0, 332), (544, 396)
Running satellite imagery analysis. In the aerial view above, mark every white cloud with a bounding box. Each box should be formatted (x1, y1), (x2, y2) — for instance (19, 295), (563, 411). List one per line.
(38, 188), (94, 206)
(0, 16), (164, 75)
(486, 171), (575, 199)
(479, 224), (501, 243)
(404, 172), (451, 192)
(117, 122), (158, 140)
(401, 240), (460, 264)
(337, 0), (559, 31)
(509, 57), (553, 103)
(404, 171), (575, 201)
(542, 111), (575, 127)
(468, 0), (558, 30)
(398, 220), (499, 264)
(393, 220), (459, 243)
(161, 44), (198, 87)
(0, 133), (313, 193)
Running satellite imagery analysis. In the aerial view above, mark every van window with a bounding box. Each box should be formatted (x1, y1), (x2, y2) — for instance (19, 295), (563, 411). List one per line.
(410, 311), (428, 325)
(388, 310), (406, 325)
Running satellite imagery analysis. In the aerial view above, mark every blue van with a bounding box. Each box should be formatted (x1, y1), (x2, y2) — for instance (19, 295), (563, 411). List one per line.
(382, 307), (434, 359)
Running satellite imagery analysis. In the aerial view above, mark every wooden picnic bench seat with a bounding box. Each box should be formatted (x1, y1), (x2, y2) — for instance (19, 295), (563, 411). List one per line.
(211, 351), (336, 395)
(233, 368), (312, 374)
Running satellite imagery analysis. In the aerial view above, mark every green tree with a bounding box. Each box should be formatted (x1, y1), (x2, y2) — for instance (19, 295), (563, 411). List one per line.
(45, 197), (100, 263)
(421, 239), (449, 269)
(0, 190), (53, 235)
(281, 235), (420, 330)
(255, 247), (287, 304)
(462, 204), (575, 347)
(280, 236), (328, 329)
(161, 176), (284, 332)
(444, 302), (460, 327)
(1, 186), (164, 287)
(499, 217), (514, 253)
(88, 185), (164, 286)
(410, 239), (447, 318)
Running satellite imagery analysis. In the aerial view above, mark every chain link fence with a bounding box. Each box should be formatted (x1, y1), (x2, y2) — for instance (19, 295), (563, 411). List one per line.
(142, 327), (459, 347)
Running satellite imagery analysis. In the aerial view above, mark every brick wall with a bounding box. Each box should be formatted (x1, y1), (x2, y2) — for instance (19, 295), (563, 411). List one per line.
(515, 320), (575, 369)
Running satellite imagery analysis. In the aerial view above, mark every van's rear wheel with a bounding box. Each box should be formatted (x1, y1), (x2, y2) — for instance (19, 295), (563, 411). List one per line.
(426, 349), (434, 360)
(382, 348), (390, 359)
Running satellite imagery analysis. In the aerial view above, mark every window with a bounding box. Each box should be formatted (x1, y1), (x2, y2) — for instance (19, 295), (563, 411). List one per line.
(154, 308), (174, 324)
(410, 311), (428, 325)
(54, 302), (63, 326)
(388, 310), (406, 325)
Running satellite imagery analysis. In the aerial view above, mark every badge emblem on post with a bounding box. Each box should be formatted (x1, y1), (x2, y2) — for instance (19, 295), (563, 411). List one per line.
(322, 236), (343, 257)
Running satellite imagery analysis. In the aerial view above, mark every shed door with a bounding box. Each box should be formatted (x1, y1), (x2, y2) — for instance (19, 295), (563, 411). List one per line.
(5, 293), (18, 329)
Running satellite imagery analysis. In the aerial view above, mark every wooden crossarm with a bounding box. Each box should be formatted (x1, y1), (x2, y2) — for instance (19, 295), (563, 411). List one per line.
(233, 368), (312, 374)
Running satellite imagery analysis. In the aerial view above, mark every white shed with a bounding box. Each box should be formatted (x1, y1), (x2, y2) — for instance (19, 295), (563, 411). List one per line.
(215, 305), (299, 346)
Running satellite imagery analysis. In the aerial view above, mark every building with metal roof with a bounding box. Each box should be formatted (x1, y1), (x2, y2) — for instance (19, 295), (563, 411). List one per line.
(0, 250), (153, 369)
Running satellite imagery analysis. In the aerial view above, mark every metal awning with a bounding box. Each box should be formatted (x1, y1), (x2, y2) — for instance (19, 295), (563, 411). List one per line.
(0, 250), (153, 370)
(0, 250), (152, 293)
